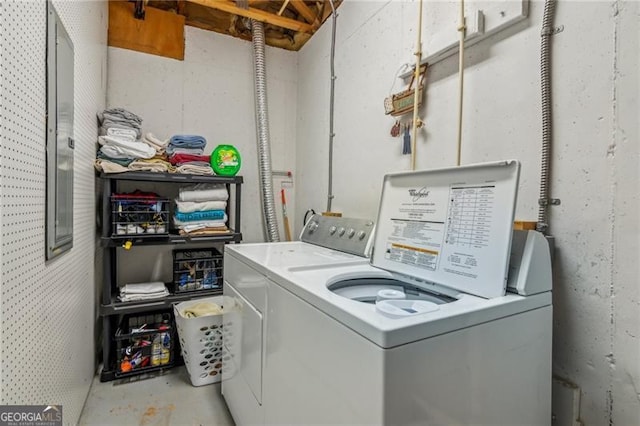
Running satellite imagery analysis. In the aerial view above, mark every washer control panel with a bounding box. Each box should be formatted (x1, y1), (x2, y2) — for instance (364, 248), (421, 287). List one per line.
(300, 214), (375, 257)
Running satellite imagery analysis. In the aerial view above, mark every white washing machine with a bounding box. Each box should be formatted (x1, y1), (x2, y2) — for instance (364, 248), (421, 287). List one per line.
(222, 160), (552, 425)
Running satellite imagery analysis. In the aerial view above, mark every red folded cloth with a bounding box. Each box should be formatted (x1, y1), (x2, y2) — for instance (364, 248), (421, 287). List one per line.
(168, 153), (211, 166)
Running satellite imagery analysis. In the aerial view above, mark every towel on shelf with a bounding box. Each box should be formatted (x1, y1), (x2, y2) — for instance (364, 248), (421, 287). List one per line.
(94, 159), (129, 174)
(145, 133), (168, 148)
(97, 150), (135, 166)
(166, 147), (205, 156)
(119, 281), (169, 302)
(175, 209), (227, 222)
(98, 108), (143, 138)
(99, 124), (142, 139)
(99, 108), (143, 124)
(174, 215), (228, 227)
(119, 291), (170, 302)
(178, 184), (228, 202)
(142, 133), (169, 154)
(175, 200), (227, 213)
(180, 302), (223, 318)
(166, 134), (207, 156)
(168, 153), (211, 166)
(99, 136), (156, 159)
(128, 158), (175, 173)
(104, 127), (138, 141)
(100, 144), (155, 160)
(177, 221), (228, 233)
(179, 226), (230, 236)
(175, 163), (214, 176)
(168, 134), (206, 147)
(121, 282), (166, 294)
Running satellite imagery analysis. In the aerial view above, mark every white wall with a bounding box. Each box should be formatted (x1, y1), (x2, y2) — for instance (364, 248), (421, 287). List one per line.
(296, 0), (639, 424)
(0, 0), (107, 423)
(107, 26), (298, 243)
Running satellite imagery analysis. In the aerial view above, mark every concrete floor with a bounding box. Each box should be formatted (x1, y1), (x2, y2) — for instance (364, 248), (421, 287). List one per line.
(79, 366), (234, 426)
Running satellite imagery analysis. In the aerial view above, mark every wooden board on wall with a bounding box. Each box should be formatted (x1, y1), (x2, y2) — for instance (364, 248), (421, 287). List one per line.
(108, 1), (185, 60)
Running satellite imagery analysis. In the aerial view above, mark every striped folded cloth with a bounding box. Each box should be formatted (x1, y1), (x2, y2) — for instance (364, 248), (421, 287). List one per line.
(174, 209), (227, 222)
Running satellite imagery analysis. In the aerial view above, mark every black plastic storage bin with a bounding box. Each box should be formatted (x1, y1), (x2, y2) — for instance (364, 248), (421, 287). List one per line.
(173, 248), (223, 293)
(114, 311), (175, 377)
(111, 192), (170, 236)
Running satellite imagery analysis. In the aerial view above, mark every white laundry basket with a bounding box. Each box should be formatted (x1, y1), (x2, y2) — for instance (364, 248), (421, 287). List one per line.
(174, 296), (230, 387)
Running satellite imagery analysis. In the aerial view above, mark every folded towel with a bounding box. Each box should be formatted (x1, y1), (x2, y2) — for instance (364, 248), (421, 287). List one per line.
(100, 124), (142, 139)
(168, 153), (211, 166)
(180, 302), (223, 318)
(119, 282), (169, 302)
(98, 108), (142, 126)
(128, 158), (174, 173)
(166, 147), (205, 156)
(176, 220), (228, 232)
(99, 136), (156, 159)
(175, 200), (227, 213)
(105, 127), (138, 141)
(94, 159), (129, 174)
(175, 163), (214, 175)
(98, 108), (143, 139)
(179, 226), (230, 236)
(119, 290), (169, 302)
(175, 209), (227, 222)
(142, 133), (169, 154)
(97, 150), (135, 166)
(145, 133), (168, 148)
(166, 135), (207, 156)
(178, 184), (228, 202)
(169, 134), (207, 147)
(121, 282), (166, 295)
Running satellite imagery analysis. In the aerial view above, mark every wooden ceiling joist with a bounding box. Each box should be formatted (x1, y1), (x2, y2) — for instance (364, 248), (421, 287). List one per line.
(290, 0), (318, 26)
(111, 0), (341, 53)
(188, 0), (315, 33)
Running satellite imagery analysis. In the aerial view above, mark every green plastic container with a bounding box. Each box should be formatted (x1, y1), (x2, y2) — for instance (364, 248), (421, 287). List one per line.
(210, 144), (241, 176)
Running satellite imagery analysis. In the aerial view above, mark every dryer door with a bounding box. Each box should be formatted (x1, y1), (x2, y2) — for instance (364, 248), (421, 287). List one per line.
(224, 280), (263, 404)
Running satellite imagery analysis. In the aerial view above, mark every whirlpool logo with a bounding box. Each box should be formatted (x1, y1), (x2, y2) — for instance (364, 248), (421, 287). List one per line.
(408, 187), (430, 201)
(0, 405), (62, 426)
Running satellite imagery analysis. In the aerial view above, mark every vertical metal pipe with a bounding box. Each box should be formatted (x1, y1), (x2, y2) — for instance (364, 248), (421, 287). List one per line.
(456, 0), (466, 166)
(326, 0), (337, 212)
(538, 0), (556, 234)
(251, 19), (280, 242)
(411, 0), (423, 171)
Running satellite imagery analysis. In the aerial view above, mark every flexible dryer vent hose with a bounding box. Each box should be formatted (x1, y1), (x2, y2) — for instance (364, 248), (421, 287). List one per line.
(251, 19), (280, 242)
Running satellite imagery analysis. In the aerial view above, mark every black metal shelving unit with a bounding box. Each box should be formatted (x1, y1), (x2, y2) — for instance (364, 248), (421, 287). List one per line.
(98, 172), (243, 382)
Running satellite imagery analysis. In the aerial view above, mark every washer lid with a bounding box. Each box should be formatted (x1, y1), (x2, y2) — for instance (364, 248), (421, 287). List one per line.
(371, 160), (520, 299)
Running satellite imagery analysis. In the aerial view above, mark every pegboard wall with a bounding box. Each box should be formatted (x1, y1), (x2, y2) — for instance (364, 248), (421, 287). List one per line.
(0, 0), (107, 423)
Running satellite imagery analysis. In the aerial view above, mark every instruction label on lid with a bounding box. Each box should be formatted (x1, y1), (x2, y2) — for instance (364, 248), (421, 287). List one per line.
(372, 161), (520, 299)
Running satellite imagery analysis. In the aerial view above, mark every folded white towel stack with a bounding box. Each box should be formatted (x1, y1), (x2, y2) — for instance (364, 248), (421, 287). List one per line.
(119, 282), (169, 302)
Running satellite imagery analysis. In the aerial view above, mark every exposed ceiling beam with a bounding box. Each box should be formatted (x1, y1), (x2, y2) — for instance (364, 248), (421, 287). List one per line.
(188, 0), (315, 33)
(177, 0), (186, 14)
(277, 0), (290, 16)
(290, 0), (318, 26)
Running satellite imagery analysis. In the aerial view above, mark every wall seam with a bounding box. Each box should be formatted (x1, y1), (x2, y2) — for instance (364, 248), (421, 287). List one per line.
(606, 1), (620, 425)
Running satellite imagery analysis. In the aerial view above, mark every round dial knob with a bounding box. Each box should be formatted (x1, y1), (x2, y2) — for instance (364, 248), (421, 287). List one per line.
(357, 231), (367, 240)
(347, 228), (356, 238)
(338, 227), (346, 236)
(308, 221), (319, 233)
(329, 225), (337, 235)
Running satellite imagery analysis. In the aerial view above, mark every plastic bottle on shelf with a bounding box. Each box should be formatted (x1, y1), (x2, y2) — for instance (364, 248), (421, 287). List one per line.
(159, 328), (171, 365)
(151, 333), (163, 366)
